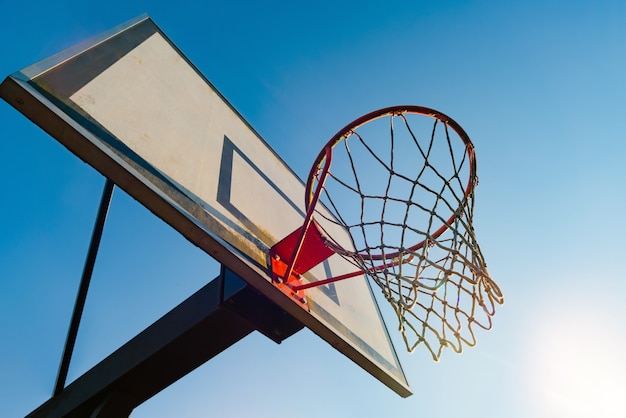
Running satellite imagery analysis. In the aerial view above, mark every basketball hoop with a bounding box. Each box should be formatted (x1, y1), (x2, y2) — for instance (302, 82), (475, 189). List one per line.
(270, 105), (503, 360)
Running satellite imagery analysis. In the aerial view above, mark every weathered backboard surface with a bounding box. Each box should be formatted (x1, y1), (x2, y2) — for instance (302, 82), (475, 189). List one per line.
(0, 14), (410, 397)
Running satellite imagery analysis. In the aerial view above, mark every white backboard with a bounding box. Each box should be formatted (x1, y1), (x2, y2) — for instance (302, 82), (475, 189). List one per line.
(0, 15), (410, 397)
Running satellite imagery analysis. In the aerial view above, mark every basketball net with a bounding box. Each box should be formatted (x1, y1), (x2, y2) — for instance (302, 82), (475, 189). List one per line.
(273, 106), (504, 360)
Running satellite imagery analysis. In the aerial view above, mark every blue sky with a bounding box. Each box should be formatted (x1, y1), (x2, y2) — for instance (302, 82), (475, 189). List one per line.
(1, 1), (625, 417)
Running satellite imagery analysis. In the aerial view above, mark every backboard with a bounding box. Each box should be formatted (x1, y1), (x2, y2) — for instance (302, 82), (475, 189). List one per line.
(0, 15), (410, 397)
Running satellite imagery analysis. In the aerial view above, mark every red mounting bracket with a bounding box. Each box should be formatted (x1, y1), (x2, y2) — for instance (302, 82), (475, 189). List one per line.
(269, 221), (334, 308)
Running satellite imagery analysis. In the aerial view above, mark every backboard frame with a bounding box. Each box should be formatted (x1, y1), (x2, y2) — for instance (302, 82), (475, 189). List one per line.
(0, 14), (411, 398)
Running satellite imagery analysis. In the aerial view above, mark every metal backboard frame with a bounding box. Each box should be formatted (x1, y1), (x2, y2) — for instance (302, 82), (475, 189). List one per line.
(0, 14), (410, 397)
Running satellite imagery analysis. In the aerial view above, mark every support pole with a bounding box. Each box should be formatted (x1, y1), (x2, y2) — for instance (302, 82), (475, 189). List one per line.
(54, 178), (115, 396)
(28, 268), (303, 418)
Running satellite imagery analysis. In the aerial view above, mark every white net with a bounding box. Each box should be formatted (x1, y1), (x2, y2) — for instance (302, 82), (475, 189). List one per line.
(309, 107), (504, 360)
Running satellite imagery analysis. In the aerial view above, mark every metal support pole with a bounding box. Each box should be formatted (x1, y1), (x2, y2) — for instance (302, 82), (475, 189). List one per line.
(54, 178), (115, 396)
(28, 268), (303, 418)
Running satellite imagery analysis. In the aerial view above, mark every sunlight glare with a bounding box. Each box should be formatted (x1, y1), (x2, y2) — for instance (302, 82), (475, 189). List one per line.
(525, 294), (626, 418)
